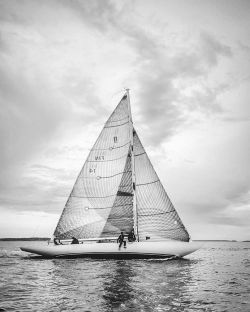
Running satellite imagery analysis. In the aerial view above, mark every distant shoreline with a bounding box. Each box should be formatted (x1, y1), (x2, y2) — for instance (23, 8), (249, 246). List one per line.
(0, 237), (50, 241)
(194, 240), (249, 242)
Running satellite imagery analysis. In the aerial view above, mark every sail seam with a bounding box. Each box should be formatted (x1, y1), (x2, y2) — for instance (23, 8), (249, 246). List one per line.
(91, 141), (130, 151)
(71, 194), (116, 199)
(105, 216), (132, 220)
(79, 170), (132, 180)
(119, 183), (132, 187)
(87, 204), (133, 210)
(97, 170), (132, 179)
(107, 116), (129, 123)
(138, 209), (175, 216)
(139, 227), (185, 232)
(104, 121), (129, 128)
(134, 152), (146, 157)
(136, 179), (159, 186)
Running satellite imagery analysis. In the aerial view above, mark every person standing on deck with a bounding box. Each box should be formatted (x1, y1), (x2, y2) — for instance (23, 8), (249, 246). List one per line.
(117, 232), (126, 249)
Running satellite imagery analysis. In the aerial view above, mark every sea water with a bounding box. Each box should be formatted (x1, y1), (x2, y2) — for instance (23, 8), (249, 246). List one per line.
(0, 241), (249, 312)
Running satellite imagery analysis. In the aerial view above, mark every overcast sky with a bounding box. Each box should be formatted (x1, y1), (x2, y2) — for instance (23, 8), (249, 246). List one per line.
(0, 0), (249, 240)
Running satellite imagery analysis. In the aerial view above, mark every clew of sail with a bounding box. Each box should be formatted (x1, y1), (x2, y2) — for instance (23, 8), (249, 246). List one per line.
(133, 130), (190, 242)
(54, 94), (134, 239)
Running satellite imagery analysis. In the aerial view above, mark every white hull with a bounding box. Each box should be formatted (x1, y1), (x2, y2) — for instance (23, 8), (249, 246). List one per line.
(20, 240), (200, 258)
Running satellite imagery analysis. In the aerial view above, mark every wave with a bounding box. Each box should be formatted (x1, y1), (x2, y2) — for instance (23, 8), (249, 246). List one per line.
(0, 249), (27, 258)
(146, 256), (179, 261)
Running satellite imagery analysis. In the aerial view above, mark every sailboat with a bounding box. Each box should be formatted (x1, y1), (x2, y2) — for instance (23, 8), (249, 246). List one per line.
(21, 90), (200, 258)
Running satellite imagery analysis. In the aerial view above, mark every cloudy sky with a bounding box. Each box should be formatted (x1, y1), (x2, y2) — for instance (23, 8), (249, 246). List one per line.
(0, 0), (249, 240)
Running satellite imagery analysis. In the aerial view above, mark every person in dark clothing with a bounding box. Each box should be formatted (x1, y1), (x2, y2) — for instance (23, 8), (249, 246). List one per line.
(117, 232), (126, 248)
(128, 229), (136, 242)
(54, 237), (62, 245)
(71, 237), (79, 244)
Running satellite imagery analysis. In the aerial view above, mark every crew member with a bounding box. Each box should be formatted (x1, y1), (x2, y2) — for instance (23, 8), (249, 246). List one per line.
(117, 232), (126, 248)
(71, 237), (79, 244)
(54, 237), (62, 245)
(128, 229), (136, 242)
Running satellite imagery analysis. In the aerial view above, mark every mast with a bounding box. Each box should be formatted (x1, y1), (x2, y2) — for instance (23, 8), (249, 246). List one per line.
(126, 89), (139, 241)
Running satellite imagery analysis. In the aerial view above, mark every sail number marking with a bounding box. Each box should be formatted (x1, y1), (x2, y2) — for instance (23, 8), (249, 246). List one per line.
(95, 156), (105, 161)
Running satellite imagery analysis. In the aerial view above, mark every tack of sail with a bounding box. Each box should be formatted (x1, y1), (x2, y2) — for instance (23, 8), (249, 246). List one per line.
(54, 94), (190, 242)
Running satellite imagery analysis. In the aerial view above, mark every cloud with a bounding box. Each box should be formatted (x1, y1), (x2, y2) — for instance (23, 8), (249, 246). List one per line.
(130, 31), (232, 146)
(200, 32), (232, 67)
(82, 5), (234, 147)
(0, 31), (8, 52)
(238, 41), (250, 53)
(57, 1), (234, 149)
(0, 163), (75, 214)
(60, 0), (119, 33)
(0, 62), (67, 181)
(0, 1), (111, 219)
(207, 203), (250, 227)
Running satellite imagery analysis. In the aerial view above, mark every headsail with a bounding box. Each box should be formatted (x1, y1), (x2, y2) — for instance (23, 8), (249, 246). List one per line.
(54, 95), (134, 239)
(133, 130), (190, 242)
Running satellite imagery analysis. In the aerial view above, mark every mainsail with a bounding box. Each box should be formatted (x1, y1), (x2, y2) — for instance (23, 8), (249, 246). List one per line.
(54, 94), (133, 239)
(54, 92), (190, 242)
